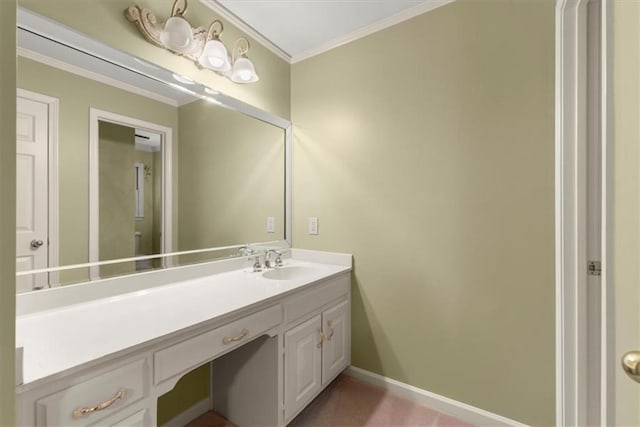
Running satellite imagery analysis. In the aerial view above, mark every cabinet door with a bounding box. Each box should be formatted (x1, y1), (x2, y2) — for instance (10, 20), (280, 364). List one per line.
(322, 300), (350, 386)
(285, 315), (322, 421)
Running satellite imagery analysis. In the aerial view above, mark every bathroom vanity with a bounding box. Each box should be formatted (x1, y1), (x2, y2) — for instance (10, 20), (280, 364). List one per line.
(14, 8), (348, 426)
(15, 249), (352, 426)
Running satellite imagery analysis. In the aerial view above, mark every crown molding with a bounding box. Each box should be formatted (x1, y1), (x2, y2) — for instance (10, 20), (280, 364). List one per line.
(199, 0), (292, 62)
(291, 0), (456, 63)
(200, 0), (455, 65)
(17, 47), (180, 107)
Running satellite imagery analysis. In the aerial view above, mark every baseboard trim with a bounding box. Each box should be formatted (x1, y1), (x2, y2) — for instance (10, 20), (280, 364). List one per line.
(344, 366), (528, 427)
(160, 398), (210, 427)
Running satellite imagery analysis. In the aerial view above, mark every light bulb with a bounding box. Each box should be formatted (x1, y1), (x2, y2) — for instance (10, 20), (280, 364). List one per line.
(209, 57), (224, 67)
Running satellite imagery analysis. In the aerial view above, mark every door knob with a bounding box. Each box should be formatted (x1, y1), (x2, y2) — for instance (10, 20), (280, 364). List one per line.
(622, 351), (640, 383)
(30, 239), (44, 249)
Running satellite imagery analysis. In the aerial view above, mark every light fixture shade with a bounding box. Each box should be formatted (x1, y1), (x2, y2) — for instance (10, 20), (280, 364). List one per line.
(198, 38), (231, 72)
(230, 57), (259, 83)
(160, 16), (195, 53)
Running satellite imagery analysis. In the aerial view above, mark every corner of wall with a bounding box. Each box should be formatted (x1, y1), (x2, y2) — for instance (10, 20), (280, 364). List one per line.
(0, 1), (17, 425)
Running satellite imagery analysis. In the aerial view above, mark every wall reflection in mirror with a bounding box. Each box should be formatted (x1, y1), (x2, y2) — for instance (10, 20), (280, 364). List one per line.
(15, 19), (288, 293)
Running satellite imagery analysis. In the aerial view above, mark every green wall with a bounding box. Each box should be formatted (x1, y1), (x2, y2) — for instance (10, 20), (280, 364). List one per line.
(99, 122), (136, 277)
(291, 1), (555, 425)
(0, 2), (16, 426)
(157, 364), (210, 426)
(178, 99), (285, 252)
(17, 57), (179, 283)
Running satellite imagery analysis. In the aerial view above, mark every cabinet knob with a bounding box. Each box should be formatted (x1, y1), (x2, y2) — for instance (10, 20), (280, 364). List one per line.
(326, 321), (335, 341)
(317, 329), (325, 348)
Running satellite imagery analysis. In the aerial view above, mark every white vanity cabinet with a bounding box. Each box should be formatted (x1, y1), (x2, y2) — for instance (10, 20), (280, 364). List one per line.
(19, 356), (155, 427)
(283, 274), (351, 423)
(17, 252), (352, 427)
(284, 315), (323, 419)
(321, 300), (350, 385)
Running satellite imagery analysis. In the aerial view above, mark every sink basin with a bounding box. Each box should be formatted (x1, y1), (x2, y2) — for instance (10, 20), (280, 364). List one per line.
(262, 266), (319, 281)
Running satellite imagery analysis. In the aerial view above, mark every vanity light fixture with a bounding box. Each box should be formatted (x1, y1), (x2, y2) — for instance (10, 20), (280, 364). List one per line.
(159, 0), (196, 54)
(198, 20), (231, 72)
(125, 0), (259, 84)
(230, 38), (259, 84)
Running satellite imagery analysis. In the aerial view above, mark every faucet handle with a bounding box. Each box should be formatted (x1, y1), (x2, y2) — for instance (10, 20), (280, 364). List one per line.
(274, 251), (284, 268)
(252, 255), (263, 272)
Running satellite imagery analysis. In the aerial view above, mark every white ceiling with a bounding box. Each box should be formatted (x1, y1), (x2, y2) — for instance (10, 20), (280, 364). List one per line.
(204, 0), (454, 63)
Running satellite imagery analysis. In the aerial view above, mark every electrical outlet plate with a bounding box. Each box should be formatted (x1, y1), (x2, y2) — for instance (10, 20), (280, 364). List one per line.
(308, 217), (319, 235)
(266, 216), (275, 233)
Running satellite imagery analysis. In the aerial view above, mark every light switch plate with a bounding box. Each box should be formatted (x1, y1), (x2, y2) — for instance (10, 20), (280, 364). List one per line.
(266, 216), (275, 233)
(308, 217), (319, 235)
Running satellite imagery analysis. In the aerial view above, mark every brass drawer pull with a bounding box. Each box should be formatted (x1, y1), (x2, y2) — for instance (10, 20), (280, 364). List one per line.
(326, 320), (335, 341)
(72, 389), (127, 419)
(223, 328), (249, 345)
(317, 328), (325, 348)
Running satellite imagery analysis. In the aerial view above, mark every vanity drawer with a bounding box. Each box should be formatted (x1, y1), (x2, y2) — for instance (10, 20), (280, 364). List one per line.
(154, 304), (281, 384)
(35, 358), (147, 427)
(284, 273), (350, 326)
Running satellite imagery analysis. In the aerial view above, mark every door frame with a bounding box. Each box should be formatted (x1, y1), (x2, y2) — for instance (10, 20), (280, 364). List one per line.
(88, 108), (173, 279)
(16, 88), (59, 287)
(555, 0), (607, 425)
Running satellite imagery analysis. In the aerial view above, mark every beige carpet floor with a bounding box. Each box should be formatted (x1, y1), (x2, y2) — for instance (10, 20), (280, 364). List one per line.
(186, 374), (474, 427)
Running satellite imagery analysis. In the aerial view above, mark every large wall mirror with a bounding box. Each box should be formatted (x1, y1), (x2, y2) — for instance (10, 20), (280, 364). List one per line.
(15, 8), (291, 293)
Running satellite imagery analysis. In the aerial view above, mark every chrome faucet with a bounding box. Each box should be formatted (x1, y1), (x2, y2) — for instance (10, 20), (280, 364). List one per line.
(264, 250), (277, 269)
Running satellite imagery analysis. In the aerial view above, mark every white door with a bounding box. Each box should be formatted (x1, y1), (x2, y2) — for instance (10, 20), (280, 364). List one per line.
(322, 301), (350, 386)
(608, 1), (640, 425)
(16, 94), (49, 292)
(284, 315), (322, 422)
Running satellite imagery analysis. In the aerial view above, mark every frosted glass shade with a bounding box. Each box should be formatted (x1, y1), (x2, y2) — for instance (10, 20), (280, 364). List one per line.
(160, 16), (194, 53)
(230, 57), (259, 83)
(198, 39), (231, 72)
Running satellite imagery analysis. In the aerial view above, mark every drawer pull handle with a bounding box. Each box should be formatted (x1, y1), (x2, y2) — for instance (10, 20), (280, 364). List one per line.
(326, 320), (335, 341)
(72, 389), (127, 419)
(317, 328), (325, 348)
(223, 328), (249, 345)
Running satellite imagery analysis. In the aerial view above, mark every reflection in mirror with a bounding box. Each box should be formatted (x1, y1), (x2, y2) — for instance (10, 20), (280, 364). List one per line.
(15, 10), (291, 293)
(88, 108), (174, 281)
(96, 121), (165, 279)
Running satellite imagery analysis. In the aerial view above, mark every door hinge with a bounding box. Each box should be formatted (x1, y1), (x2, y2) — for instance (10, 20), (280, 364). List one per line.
(588, 261), (601, 276)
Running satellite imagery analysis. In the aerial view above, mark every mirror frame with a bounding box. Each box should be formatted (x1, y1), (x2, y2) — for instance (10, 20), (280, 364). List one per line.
(16, 7), (292, 281)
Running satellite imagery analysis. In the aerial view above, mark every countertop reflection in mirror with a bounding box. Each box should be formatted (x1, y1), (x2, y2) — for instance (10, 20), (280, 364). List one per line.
(15, 7), (291, 293)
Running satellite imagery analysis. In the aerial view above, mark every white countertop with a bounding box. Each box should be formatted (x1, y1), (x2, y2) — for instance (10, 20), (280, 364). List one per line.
(16, 250), (351, 388)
